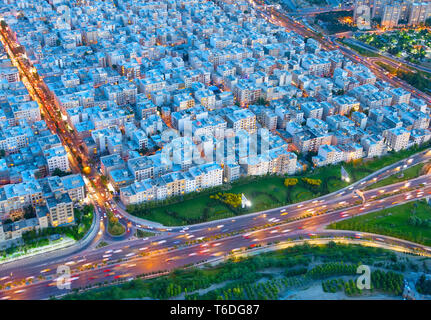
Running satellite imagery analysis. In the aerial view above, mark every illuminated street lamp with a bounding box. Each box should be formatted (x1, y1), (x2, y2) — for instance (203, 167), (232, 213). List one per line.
(241, 193), (251, 209)
(341, 166), (351, 183)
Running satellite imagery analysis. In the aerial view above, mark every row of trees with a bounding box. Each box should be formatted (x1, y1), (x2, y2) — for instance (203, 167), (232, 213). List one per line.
(306, 262), (358, 279)
(407, 215), (431, 227)
(322, 278), (344, 293)
(62, 243), (407, 300)
(322, 278), (363, 296)
(322, 270), (405, 297)
(416, 274), (431, 295)
(371, 270), (404, 296)
(188, 275), (306, 300)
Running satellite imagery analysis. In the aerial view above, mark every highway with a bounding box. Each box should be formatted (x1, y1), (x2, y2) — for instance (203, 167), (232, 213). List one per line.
(0, 142), (429, 300)
(2, 169), (431, 300)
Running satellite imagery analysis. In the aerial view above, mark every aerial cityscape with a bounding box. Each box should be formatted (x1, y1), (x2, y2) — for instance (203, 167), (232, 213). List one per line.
(0, 0), (431, 306)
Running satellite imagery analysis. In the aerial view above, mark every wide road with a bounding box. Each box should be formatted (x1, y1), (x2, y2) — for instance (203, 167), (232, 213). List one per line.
(117, 146), (431, 229)
(2, 171), (431, 300)
(0, 144), (429, 299)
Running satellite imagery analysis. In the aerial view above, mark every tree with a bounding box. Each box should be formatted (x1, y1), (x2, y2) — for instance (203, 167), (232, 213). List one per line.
(138, 147), (148, 155)
(24, 205), (35, 219)
(284, 178), (298, 187)
(52, 168), (70, 177)
(210, 192), (242, 208)
(302, 177), (322, 187)
(0, 149), (5, 158)
(256, 97), (269, 106)
(0, 20), (7, 30)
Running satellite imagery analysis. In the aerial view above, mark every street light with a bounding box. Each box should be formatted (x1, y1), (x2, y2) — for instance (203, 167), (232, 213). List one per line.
(241, 193), (251, 208)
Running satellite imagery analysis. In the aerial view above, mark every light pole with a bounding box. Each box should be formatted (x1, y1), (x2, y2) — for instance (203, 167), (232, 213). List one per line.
(241, 193), (251, 209)
(341, 165), (351, 183)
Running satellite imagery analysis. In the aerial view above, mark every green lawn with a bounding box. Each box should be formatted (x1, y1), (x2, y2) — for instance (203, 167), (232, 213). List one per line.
(127, 143), (431, 226)
(328, 200), (431, 246)
(366, 163), (425, 190)
(142, 193), (232, 226)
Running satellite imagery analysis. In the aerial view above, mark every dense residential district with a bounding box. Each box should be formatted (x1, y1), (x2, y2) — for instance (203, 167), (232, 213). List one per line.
(1, 0), (431, 301)
(0, 0), (429, 247)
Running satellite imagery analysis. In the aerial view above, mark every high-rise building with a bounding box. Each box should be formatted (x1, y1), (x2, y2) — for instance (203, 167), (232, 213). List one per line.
(399, 1), (411, 22)
(381, 4), (401, 28)
(372, 0), (387, 18)
(45, 193), (75, 227)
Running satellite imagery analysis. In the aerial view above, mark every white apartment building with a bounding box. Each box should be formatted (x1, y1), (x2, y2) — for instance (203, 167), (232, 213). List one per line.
(44, 145), (70, 174)
(383, 127), (410, 152)
(381, 4), (401, 28)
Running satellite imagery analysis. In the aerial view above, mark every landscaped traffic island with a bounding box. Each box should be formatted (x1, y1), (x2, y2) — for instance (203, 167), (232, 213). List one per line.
(106, 210), (126, 237)
(61, 243), (427, 300)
